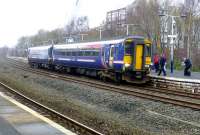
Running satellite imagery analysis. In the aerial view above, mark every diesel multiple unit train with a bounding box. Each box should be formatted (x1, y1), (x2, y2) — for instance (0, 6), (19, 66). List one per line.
(28, 36), (152, 83)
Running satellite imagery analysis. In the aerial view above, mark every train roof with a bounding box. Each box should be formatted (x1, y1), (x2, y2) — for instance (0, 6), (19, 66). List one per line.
(28, 45), (52, 50)
(28, 36), (149, 50)
(53, 36), (148, 49)
(53, 39), (124, 49)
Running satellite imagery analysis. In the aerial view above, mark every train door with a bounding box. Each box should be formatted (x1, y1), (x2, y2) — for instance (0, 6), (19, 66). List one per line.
(135, 45), (143, 70)
(104, 45), (110, 67)
(109, 45), (114, 68)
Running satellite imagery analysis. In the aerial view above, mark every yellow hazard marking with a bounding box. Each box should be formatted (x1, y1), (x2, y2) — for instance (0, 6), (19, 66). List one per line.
(124, 55), (132, 65)
(145, 57), (151, 65)
(0, 92), (76, 135)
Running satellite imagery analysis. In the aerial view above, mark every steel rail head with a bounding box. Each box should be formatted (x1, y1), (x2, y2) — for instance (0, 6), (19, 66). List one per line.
(0, 81), (103, 135)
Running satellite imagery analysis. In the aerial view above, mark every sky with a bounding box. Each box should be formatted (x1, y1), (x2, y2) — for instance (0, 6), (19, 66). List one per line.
(0, 0), (133, 47)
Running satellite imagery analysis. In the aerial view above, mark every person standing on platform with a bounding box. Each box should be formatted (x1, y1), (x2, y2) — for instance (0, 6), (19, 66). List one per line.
(153, 53), (160, 73)
(184, 58), (192, 76)
(158, 54), (167, 76)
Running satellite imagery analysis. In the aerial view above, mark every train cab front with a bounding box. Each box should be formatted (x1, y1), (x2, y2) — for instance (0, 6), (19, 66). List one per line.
(123, 38), (151, 83)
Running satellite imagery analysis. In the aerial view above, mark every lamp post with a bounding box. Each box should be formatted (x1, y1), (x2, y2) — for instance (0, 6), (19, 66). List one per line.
(159, 12), (186, 74)
(79, 33), (88, 41)
(122, 24), (140, 36)
(187, 10), (192, 59)
(96, 26), (105, 40)
(169, 16), (176, 74)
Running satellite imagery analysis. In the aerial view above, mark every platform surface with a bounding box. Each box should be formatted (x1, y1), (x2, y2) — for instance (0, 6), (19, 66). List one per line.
(0, 91), (76, 135)
(151, 69), (200, 81)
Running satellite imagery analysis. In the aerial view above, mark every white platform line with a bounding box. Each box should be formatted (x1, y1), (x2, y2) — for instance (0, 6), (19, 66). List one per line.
(0, 92), (76, 135)
(150, 74), (200, 83)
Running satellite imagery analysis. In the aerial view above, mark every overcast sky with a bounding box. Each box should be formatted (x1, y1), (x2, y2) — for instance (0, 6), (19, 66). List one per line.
(0, 0), (133, 47)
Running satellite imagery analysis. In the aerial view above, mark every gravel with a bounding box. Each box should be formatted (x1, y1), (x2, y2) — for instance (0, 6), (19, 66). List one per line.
(0, 58), (200, 135)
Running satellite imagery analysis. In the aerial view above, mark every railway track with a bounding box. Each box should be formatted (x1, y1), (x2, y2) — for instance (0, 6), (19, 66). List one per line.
(7, 58), (200, 98)
(7, 57), (200, 93)
(0, 81), (103, 135)
(5, 58), (200, 110)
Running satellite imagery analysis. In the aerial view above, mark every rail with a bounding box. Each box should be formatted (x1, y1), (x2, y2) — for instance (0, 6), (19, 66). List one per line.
(0, 81), (103, 135)
(5, 58), (200, 110)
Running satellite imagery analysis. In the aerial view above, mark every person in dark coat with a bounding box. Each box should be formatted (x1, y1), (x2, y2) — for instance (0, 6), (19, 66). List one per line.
(184, 58), (192, 76)
(153, 54), (159, 73)
(158, 54), (167, 76)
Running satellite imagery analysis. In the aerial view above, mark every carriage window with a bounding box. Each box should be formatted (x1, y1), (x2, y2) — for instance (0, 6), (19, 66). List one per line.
(92, 51), (99, 56)
(58, 51), (65, 55)
(48, 47), (53, 57)
(78, 51), (84, 56)
(94, 51), (99, 56)
(101, 48), (104, 56)
(66, 52), (71, 56)
(110, 47), (114, 57)
(85, 51), (91, 56)
(115, 47), (119, 57)
(72, 52), (76, 56)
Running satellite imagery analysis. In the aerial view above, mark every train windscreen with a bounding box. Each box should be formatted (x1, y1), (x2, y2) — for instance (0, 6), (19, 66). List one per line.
(125, 39), (134, 55)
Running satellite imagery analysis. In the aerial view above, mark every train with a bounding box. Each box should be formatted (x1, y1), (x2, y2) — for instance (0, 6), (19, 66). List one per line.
(27, 36), (152, 83)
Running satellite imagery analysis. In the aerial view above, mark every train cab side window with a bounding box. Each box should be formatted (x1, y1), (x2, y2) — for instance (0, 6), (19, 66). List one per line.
(125, 45), (132, 55)
(125, 41), (133, 55)
(145, 45), (151, 56)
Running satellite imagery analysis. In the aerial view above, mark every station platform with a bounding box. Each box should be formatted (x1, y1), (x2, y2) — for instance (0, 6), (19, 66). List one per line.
(151, 69), (200, 80)
(0, 91), (76, 135)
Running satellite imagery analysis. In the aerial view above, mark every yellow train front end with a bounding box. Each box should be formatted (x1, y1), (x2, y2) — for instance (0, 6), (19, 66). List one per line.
(122, 37), (152, 83)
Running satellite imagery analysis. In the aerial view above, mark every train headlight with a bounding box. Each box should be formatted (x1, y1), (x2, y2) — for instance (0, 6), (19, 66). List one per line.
(145, 65), (149, 68)
(124, 63), (131, 67)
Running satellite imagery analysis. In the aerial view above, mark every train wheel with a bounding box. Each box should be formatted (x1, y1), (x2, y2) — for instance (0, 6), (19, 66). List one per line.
(100, 75), (106, 82)
(115, 72), (122, 85)
(33, 63), (39, 69)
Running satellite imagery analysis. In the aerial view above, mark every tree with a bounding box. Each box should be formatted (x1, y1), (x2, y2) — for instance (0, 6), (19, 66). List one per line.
(0, 46), (8, 57)
(65, 16), (89, 39)
(127, 0), (160, 54)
